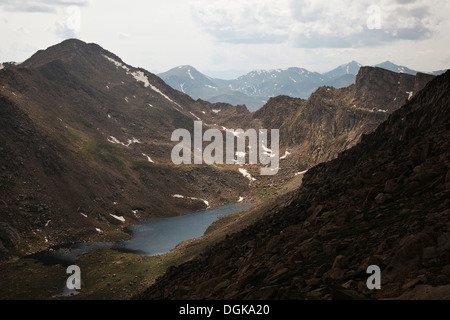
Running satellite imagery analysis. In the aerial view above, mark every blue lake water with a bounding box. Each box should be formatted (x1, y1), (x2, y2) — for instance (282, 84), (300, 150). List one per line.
(117, 202), (254, 256)
(28, 202), (253, 265)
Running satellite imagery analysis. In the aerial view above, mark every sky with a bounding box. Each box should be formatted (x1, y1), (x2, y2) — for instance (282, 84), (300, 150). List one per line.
(1, 0), (449, 79)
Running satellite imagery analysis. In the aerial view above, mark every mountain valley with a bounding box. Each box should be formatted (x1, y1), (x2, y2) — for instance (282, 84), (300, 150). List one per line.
(139, 69), (450, 300)
(0, 39), (448, 300)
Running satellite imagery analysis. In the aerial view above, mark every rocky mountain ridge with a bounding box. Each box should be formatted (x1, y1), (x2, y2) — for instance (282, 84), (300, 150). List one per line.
(159, 61), (446, 111)
(0, 39), (252, 258)
(249, 66), (435, 171)
(137, 70), (450, 300)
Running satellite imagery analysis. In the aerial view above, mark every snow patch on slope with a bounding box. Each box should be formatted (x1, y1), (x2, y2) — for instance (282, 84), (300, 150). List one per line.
(261, 144), (276, 158)
(110, 214), (125, 222)
(142, 153), (154, 163)
(172, 194), (210, 208)
(107, 136), (141, 147)
(130, 70), (150, 87)
(187, 69), (194, 80)
(149, 83), (184, 110)
(406, 91), (414, 100)
(103, 54), (183, 111)
(103, 55), (130, 72)
(239, 168), (256, 182)
(280, 151), (290, 160)
(190, 112), (201, 121)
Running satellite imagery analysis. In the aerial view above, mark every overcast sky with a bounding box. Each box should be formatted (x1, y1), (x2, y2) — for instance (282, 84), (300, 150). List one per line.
(1, 0), (449, 79)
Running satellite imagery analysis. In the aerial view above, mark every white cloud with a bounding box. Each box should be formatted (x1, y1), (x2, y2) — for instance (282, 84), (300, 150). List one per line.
(0, 0), (90, 13)
(53, 5), (82, 38)
(0, 0), (448, 78)
(15, 25), (30, 34)
(117, 32), (130, 40)
(190, 0), (446, 48)
(190, 0), (292, 43)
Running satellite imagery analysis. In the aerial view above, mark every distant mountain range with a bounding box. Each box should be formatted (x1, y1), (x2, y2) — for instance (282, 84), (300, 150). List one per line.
(159, 61), (447, 111)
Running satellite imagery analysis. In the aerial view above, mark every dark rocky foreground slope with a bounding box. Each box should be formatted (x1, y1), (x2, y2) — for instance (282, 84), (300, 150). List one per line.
(137, 71), (450, 300)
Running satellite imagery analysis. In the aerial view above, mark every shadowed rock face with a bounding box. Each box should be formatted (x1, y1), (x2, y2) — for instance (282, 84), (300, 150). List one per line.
(249, 67), (434, 171)
(0, 39), (253, 258)
(136, 71), (450, 300)
(351, 67), (435, 113)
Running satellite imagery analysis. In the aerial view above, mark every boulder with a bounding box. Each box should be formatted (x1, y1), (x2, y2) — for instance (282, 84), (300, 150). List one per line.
(0, 222), (20, 248)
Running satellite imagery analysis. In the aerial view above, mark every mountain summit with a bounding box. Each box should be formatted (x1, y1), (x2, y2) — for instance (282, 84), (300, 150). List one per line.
(159, 61), (447, 111)
(324, 60), (362, 78)
(159, 66), (351, 111)
(0, 39), (252, 257)
(374, 61), (418, 75)
(158, 65), (265, 111)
